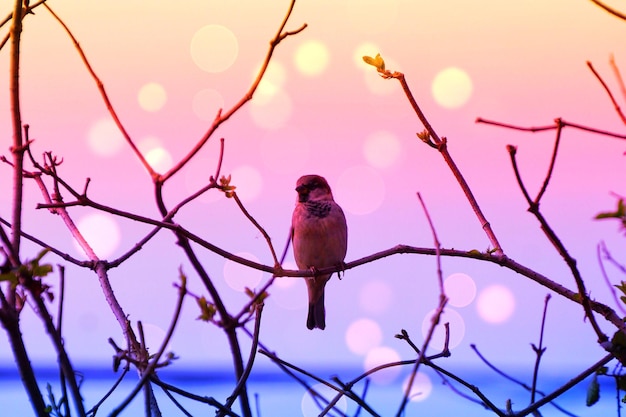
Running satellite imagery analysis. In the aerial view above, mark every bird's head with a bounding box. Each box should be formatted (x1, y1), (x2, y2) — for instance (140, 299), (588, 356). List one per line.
(295, 174), (333, 203)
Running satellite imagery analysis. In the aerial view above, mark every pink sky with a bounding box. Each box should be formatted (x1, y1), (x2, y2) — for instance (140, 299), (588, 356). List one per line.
(1, 0), (626, 410)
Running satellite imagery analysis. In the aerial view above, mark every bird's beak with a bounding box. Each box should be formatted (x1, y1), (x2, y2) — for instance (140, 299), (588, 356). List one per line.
(296, 185), (309, 202)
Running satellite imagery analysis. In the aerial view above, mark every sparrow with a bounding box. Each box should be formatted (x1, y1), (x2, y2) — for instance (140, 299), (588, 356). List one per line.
(291, 175), (348, 330)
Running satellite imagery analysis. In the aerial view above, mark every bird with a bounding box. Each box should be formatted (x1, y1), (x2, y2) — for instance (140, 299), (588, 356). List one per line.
(291, 174), (348, 330)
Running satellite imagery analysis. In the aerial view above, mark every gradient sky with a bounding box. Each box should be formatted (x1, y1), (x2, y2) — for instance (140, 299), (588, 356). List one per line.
(1, 0), (626, 410)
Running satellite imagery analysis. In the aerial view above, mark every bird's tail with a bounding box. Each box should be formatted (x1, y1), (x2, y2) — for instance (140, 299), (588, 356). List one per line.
(307, 291), (325, 330)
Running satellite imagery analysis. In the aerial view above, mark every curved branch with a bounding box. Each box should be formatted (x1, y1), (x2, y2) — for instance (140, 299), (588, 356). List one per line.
(589, 0), (626, 21)
(160, 0), (306, 182)
(42, 4), (155, 178)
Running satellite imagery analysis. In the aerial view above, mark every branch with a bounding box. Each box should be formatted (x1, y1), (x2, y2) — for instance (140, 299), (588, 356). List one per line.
(230, 192), (280, 267)
(258, 349), (370, 416)
(109, 275), (187, 417)
(609, 54), (626, 104)
(396, 193), (448, 416)
(161, 0), (306, 182)
(589, 0), (626, 21)
(507, 145), (608, 344)
(9, 0), (24, 255)
(42, 3), (156, 178)
(220, 303), (264, 415)
(476, 117), (626, 140)
(387, 70), (504, 256)
(514, 354), (614, 416)
(587, 60), (626, 125)
(530, 294), (551, 404)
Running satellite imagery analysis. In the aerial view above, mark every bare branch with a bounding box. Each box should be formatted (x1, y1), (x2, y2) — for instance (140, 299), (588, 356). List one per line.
(530, 294), (551, 403)
(609, 54), (626, 104)
(476, 117), (626, 140)
(42, 3), (156, 179)
(388, 71), (504, 256)
(589, 0), (626, 21)
(587, 60), (626, 125)
(161, 0), (306, 182)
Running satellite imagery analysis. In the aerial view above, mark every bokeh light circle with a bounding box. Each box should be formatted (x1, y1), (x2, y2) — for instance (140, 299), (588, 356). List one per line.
(336, 165), (385, 215)
(140, 323), (169, 353)
(139, 136), (173, 173)
(190, 25), (238, 73)
(270, 262), (303, 311)
(301, 383), (347, 417)
(476, 285), (515, 324)
(345, 318), (383, 355)
(74, 213), (121, 259)
(223, 252), (263, 292)
(363, 58), (401, 95)
(354, 42), (381, 71)
(444, 273), (477, 308)
(363, 130), (401, 168)
(294, 40), (330, 76)
(138, 82), (167, 112)
(257, 61), (287, 97)
(192, 89), (224, 122)
(363, 346), (401, 385)
(231, 165), (263, 201)
(402, 373), (433, 402)
(87, 119), (125, 157)
(421, 308), (465, 350)
(359, 280), (392, 314)
(432, 67), (473, 109)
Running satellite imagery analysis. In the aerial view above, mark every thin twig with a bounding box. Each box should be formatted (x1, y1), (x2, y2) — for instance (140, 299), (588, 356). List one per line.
(507, 145), (608, 345)
(514, 354), (614, 417)
(597, 242), (626, 315)
(476, 117), (626, 140)
(86, 366), (130, 416)
(396, 193), (448, 416)
(530, 294), (551, 403)
(43, 3), (155, 178)
(220, 303), (264, 415)
(109, 276), (187, 416)
(388, 71), (504, 255)
(534, 119), (563, 204)
(55, 265), (71, 417)
(149, 376), (239, 416)
(609, 54), (626, 104)
(589, 0), (626, 21)
(587, 61), (626, 125)
(258, 349), (373, 417)
(230, 192), (279, 267)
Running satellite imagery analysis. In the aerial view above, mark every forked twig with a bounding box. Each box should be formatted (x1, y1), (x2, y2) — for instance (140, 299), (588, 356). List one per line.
(109, 275), (187, 416)
(476, 117), (626, 140)
(506, 145), (608, 345)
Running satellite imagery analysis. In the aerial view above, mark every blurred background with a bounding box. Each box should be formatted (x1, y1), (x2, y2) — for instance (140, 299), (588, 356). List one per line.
(1, 0), (626, 415)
